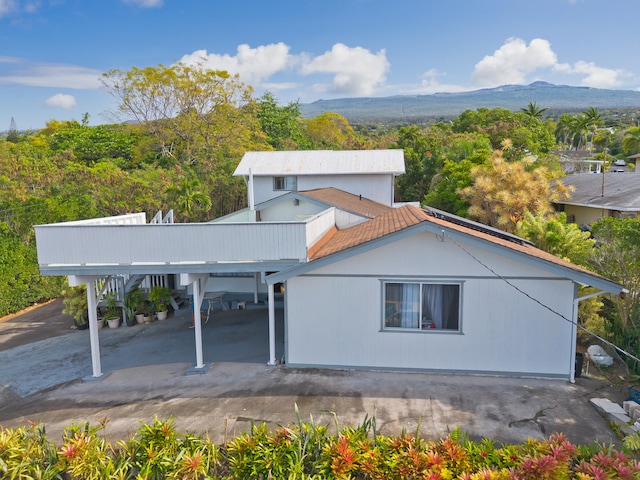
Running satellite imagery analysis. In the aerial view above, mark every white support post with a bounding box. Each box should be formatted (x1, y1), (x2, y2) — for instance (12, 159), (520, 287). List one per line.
(267, 283), (276, 366)
(192, 278), (205, 369)
(254, 272), (259, 304)
(86, 280), (103, 378)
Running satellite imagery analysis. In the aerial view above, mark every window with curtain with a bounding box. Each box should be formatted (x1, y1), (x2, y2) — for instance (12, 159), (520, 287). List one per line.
(384, 282), (460, 331)
(273, 176), (297, 191)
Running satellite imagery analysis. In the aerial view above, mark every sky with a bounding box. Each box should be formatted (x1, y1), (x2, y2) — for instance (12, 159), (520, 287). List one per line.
(1, 0), (639, 130)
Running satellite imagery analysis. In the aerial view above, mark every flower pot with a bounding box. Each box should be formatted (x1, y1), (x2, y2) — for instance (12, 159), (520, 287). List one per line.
(106, 316), (120, 329)
(95, 318), (105, 330)
(135, 313), (145, 324)
(143, 315), (153, 324)
(156, 310), (168, 321)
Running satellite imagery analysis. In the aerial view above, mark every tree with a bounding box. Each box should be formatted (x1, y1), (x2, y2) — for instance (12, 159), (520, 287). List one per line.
(165, 177), (212, 222)
(589, 217), (640, 373)
(520, 101), (548, 119)
(515, 211), (594, 266)
(458, 148), (571, 232)
(6, 117), (19, 143)
(257, 92), (309, 150)
(101, 63), (267, 166)
(623, 126), (640, 156)
(303, 112), (355, 149)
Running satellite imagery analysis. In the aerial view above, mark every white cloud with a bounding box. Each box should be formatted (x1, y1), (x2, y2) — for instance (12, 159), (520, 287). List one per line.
(45, 93), (76, 109)
(0, 62), (102, 89)
(560, 61), (625, 88)
(300, 43), (389, 96)
(179, 43), (295, 84)
(0, 0), (18, 17)
(402, 68), (470, 95)
(470, 36), (630, 90)
(471, 38), (557, 87)
(122, 0), (162, 7)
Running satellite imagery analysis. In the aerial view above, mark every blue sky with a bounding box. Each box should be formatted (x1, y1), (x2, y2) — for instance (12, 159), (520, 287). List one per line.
(1, 0), (639, 130)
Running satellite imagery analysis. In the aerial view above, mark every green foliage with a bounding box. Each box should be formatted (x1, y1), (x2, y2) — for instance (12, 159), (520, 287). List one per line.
(589, 217), (640, 372)
(3, 417), (640, 479)
(258, 91), (310, 149)
(148, 285), (171, 313)
(424, 158), (474, 216)
(62, 285), (89, 326)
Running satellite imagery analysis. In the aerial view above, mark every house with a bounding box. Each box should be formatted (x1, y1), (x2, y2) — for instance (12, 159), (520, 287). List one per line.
(34, 149), (623, 382)
(234, 149), (405, 206)
(555, 172), (640, 226)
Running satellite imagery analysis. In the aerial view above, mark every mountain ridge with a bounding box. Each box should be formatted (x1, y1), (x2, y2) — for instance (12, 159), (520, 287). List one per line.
(299, 82), (640, 122)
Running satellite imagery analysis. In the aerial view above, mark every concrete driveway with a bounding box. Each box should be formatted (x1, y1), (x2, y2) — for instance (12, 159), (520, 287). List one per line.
(0, 301), (626, 447)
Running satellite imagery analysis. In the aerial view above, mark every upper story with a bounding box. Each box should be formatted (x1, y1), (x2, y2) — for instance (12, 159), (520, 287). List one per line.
(233, 149), (405, 207)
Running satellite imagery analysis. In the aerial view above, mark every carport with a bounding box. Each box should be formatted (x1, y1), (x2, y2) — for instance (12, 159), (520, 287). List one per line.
(34, 211), (306, 379)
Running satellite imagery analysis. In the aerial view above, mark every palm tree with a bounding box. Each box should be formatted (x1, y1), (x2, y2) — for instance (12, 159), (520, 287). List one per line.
(165, 178), (212, 221)
(623, 126), (640, 156)
(555, 114), (574, 148)
(582, 107), (602, 151)
(520, 101), (548, 118)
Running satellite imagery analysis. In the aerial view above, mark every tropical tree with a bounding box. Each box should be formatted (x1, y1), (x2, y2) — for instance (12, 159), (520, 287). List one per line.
(520, 101), (548, 118)
(257, 92), (310, 150)
(589, 216), (640, 373)
(165, 177), (212, 222)
(623, 126), (640, 156)
(303, 112), (355, 149)
(101, 63), (267, 166)
(458, 148), (571, 232)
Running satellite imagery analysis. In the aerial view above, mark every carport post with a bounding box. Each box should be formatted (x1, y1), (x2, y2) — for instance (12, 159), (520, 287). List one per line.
(192, 278), (205, 369)
(254, 272), (259, 304)
(86, 280), (102, 378)
(268, 283), (276, 366)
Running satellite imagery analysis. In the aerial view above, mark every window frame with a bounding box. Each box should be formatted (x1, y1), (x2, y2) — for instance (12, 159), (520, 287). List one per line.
(381, 279), (463, 333)
(273, 175), (297, 191)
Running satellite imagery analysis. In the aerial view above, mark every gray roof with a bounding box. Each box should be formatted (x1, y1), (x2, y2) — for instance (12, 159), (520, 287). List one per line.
(234, 149), (405, 176)
(559, 172), (640, 211)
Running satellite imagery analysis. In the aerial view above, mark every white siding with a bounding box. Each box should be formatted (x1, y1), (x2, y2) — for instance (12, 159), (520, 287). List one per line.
(284, 232), (575, 377)
(251, 174), (395, 206)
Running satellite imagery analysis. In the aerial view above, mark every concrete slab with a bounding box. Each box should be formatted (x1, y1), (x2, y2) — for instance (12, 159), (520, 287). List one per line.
(0, 303), (626, 448)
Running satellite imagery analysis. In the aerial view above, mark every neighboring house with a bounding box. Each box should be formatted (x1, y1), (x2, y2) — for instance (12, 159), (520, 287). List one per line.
(34, 150), (623, 382)
(556, 172), (640, 226)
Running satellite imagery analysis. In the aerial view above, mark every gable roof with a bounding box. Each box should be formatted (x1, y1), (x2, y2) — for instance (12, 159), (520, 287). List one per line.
(558, 173), (640, 212)
(298, 187), (393, 219)
(234, 150), (406, 176)
(268, 204), (622, 294)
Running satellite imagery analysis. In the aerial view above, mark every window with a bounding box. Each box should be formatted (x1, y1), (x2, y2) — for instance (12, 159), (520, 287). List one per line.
(274, 176), (297, 191)
(383, 282), (460, 331)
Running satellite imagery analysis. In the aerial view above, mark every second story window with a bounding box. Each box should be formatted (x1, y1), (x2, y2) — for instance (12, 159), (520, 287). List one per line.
(274, 176), (297, 191)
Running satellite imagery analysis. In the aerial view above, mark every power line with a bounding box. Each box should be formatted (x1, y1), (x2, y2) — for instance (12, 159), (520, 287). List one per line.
(442, 230), (640, 365)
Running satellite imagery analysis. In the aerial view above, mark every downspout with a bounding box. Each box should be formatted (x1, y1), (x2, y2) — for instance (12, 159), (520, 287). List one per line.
(268, 283), (276, 366)
(571, 286), (612, 383)
(248, 168), (255, 213)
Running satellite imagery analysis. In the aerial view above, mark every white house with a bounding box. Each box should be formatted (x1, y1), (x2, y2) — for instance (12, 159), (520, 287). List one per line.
(234, 149), (405, 206)
(34, 149), (623, 381)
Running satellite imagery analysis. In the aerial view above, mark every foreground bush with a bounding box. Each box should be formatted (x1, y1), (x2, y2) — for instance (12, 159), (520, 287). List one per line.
(1, 413), (640, 479)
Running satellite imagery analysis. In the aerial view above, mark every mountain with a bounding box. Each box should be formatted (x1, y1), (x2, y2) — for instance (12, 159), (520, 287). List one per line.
(299, 82), (640, 122)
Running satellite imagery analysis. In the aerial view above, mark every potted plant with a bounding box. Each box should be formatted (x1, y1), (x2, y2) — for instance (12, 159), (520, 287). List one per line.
(103, 292), (121, 329)
(149, 285), (171, 321)
(62, 285), (89, 330)
(124, 287), (143, 326)
(141, 300), (153, 324)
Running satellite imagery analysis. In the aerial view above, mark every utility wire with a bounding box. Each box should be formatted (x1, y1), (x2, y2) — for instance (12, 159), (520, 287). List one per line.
(442, 230), (640, 365)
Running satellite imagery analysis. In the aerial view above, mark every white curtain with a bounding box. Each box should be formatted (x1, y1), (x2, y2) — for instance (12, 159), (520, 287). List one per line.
(401, 283), (419, 328)
(422, 284), (443, 328)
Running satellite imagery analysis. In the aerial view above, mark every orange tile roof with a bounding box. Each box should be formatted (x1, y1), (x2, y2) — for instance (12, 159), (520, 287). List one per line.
(309, 204), (613, 285)
(299, 187), (393, 219)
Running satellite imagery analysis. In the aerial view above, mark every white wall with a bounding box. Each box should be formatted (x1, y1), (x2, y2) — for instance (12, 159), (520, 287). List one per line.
(251, 174), (395, 206)
(284, 232), (576, 377)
